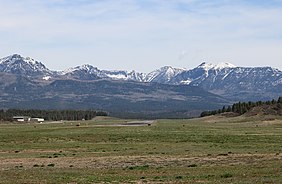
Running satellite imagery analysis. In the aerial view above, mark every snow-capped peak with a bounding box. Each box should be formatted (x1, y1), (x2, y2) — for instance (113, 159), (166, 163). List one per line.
(213, 62), (236, 69)
(144, 66), (184, 83)
(0, 54), (51, 76)
(197, 62), (236, 70)
(25, 57), (37, 65)
(1, 54), (22, 61)
(0, 54), (44, 66)
(61, 64), (99, 75)
(197, 62), (214, 70)
(80, 64), (97, 70)
(161, 66), (184, 78)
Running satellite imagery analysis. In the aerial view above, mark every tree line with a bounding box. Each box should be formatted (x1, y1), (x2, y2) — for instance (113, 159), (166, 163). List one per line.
(0, 109), (108, 121)
(200, 96), (282, 117)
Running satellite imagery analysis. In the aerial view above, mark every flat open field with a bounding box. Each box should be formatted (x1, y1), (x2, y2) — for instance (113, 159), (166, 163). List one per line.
(0, 115), (281, 183)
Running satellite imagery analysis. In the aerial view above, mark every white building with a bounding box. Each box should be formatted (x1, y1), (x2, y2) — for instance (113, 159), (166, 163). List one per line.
(31, 118), (45, 122)
(12, 116), (44, 122)
(13, 116), (31, 122)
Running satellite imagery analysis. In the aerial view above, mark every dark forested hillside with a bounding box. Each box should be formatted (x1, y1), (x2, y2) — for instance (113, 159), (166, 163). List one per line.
(0, 76), (229, 118)
(201, 97), (282, 117)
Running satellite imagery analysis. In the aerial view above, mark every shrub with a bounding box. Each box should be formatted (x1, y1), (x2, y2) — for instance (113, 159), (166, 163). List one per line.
(47, 163), (55, 167)
(221, 173), (233, 178)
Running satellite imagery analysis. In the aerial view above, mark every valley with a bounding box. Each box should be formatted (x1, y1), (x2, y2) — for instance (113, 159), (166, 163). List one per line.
(0, 54), (281, 183)
(0, 115), (281, 183)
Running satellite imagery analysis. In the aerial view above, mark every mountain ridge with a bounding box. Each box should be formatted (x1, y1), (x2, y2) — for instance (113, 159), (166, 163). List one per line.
(1, 54), (281, 102)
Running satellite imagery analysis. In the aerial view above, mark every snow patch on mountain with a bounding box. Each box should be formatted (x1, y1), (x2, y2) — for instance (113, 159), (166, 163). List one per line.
(197, 62), (236, 70)
(103, 70), (145, 81)
(106, 73), (127, 80)
(61, 64), (100, 75)
(180, 79), (192, 84)
(197, 62), (214, 70)
(213, 62), (236, 69)
(43, 76), (52, 80)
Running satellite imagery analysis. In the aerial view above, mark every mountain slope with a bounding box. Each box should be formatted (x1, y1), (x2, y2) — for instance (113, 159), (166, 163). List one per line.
(171, 62), (282, 101)
(0, 74), (228, 118)
(56, 61), (282, 101)
(144, 66), (184, 83)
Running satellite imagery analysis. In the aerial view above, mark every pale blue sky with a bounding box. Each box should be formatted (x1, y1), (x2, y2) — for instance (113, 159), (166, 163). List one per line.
(0, 0), (282, 72)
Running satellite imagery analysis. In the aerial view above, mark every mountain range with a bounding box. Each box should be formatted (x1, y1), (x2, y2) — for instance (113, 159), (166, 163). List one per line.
(1, 54), (281, 118)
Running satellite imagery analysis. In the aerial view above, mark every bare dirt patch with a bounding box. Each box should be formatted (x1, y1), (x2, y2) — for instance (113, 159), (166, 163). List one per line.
(93, 120), (155, 127)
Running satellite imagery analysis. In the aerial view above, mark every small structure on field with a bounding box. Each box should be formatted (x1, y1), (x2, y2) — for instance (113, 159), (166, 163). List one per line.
(31, 118), (45, 123)
(13, 116), (31, 122)
(12, 116), (44, 123)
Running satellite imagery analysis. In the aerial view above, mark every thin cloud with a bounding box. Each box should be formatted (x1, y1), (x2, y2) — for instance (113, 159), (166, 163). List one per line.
(0, 0), (281, 72)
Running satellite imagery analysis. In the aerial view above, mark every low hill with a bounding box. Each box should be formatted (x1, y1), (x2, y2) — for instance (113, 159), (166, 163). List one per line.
(245, 104), (282, 116)
(201, 97), (282, 117)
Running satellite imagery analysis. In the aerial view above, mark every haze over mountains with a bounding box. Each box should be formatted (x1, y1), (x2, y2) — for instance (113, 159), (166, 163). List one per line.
(1, 54), (281, 118)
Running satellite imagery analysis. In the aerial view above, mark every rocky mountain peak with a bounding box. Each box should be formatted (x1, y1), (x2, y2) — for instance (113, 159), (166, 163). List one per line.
(197, 62), (214, 70)
(0, 54), (51, 76)
(62, 64), (99, 74)
(213, 62), (236, 69)
(197, 62), (236, 70)
(144, 66), (184, 83)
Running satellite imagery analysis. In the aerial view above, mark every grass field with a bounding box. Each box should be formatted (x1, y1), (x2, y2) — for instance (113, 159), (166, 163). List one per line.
(0, 115), (281, 183)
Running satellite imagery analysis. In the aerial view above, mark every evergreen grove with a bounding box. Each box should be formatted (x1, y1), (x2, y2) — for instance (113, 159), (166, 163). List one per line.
(0, 109), (108, 121)
(201, 96), (282, 117)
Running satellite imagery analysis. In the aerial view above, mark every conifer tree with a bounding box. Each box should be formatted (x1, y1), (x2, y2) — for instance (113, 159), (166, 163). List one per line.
(278, 97), (282, 103)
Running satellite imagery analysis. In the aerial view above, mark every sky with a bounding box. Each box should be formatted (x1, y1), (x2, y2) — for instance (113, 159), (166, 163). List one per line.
(0, 0), (282, 72)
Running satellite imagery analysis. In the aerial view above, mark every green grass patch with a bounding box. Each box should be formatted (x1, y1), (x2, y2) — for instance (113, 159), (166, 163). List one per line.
(0, 116), (281, 183)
